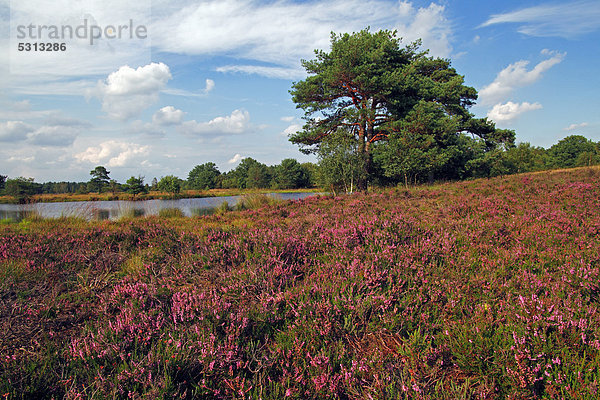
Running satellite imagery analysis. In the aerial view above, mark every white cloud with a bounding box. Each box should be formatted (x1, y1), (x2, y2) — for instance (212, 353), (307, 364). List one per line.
(0, 111), (88, 146)
(88, 63), (172, 120)
(228, 153), (243, 164)
(280, 116), (295, 122)
(152, 106), (185, 125)
(393, 2), (451, 57)
(216, 65), (305, 79)
(0, 121), (34, 142)
(151, 0), (453, 78)
(28, 126), (79, 147)
(281, 124), (302, 137)
(179, 109), (251, 136)
(128, 120), (166, 138)
(7, 155), (35, 163)
(162, 79), (216, 98)
(564, 122), (589, 131)
(75, 140), (150, 167)
(479, 51), (565, 105)
(487, 101), (542, 122)
(480, 0), (600, 38)
(204, 79), (215, 94)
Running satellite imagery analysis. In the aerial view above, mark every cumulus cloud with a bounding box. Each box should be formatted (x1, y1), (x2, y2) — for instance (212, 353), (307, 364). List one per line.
(228, 153), (243, 164)
(75, 140), (150, 167)
(480, 0), (600, 38)
(0, 121), (34, 142)
(394, 2), (451, 57)
(88, 63), (172, 120)
(487, 101), (542, 122)
(564, 122), (589, 131)
(479, 51), (565, 105)
(151, 0), (453, 78)
(30, 116), (88, 147)
(179, 109), (251, 136)
(281, 124), (302, 137)
(152, 106), (186, 125)
(0, 114), (87, 146)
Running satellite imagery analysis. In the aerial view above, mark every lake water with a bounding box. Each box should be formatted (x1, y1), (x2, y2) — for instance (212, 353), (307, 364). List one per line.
(0, 192), (322, 221)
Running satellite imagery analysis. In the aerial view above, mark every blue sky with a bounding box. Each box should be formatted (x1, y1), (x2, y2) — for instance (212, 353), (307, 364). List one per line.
(1, 0), (599, 182)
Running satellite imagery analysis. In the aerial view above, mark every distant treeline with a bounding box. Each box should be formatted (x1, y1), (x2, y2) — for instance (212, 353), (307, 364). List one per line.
(0, 135), (599, 199)
(372, 134), (600, 186)
(0, 158), (317, 200)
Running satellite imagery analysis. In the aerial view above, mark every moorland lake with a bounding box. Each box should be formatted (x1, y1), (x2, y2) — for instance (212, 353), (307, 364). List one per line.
(0, 192), (320, 221)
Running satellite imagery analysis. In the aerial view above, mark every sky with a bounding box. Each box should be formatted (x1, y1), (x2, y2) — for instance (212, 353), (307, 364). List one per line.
(0, 0), (599, 183)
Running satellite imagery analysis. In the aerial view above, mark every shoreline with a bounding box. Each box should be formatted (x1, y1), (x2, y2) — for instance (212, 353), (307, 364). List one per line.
(0, 187), (322, 205)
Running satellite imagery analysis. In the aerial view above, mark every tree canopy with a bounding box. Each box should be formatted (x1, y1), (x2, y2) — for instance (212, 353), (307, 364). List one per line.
(187, 163), (221, 190)
(158, 175), (183, 195)
(89, 166), (110, 193)
(4, 177), (42, 203)
(124, 176), (147, 197)
(290, 28), (514, 190)
(548, 135), (599, 168)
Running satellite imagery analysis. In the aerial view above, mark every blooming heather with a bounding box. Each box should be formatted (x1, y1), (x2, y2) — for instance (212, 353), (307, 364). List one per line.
(1, 167), (600, 398)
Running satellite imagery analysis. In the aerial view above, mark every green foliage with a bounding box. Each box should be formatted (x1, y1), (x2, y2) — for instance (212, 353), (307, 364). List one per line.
(290, 28), (513, 189)
(374, 101), (465, 186)
(187, 162), (221, 190)
(124, 176), (147, 197)
(317, 129), (367, 194)
(548, 135), (599, 168)
(466, 148), (515, 178)
(107, 179), (120, 194)
(89, 166), (110, 193)
(0, 174), (6, 191)
(4, 177), (42, 203)
(157, 175), (183, 195)
(300, 162), (318, 187)
(272, 158), (309, 189)
(224, 158), (264, 189)
(246, 163), (271, 189)
(503, 142), (548, 173)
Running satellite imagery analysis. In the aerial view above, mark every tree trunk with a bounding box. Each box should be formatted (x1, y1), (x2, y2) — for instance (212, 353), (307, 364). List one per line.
(356, 150), (369, 192)
(356, 127), (372, 192)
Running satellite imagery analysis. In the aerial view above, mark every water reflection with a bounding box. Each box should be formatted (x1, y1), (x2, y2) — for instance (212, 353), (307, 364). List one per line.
(0, 192), (321, 221)
(0, 209), (41, 222)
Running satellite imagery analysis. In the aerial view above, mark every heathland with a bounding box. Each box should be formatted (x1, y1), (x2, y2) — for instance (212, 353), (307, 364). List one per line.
(1, 167), (599, 399)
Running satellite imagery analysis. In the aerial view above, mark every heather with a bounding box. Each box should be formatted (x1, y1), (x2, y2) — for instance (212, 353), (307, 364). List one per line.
(1, 167), (600, 399)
